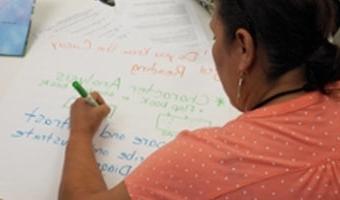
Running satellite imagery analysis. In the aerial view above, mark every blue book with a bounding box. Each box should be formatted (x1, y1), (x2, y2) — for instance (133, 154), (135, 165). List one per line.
(0, 0), (35, 56)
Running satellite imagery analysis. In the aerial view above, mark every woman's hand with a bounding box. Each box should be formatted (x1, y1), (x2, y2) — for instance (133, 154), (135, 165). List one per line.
(70, 92), (110, 139)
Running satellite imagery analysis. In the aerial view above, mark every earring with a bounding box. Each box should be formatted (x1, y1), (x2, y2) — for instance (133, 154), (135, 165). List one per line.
(237, 72), (246, 100)
(328, 35), (334, 44)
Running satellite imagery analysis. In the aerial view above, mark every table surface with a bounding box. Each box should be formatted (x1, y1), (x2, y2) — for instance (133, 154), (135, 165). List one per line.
(0, 0), (213, 97)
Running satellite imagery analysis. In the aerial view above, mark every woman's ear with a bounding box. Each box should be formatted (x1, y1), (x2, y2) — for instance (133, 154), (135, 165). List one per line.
(234, 28), (256, 72)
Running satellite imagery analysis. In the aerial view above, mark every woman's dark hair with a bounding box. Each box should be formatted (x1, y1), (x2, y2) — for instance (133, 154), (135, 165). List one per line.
(218, 0), (340, 92)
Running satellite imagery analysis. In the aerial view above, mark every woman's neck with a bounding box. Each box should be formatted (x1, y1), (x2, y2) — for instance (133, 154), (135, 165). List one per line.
(244, 68), (306, 111)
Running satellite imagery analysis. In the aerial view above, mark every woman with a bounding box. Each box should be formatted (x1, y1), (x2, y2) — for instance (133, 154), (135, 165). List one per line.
(59, 0), (340, 199)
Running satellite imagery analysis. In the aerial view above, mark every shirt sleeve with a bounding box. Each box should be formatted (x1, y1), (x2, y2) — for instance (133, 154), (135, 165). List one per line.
(124, 130), (212, 200)
(124, 127), (267, 200)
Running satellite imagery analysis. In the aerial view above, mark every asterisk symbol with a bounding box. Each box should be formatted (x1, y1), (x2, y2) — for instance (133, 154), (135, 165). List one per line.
(216, 97), (226, 107)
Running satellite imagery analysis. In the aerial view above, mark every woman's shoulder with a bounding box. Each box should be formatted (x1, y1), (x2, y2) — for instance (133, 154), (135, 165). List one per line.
(174, 119), (251, 146)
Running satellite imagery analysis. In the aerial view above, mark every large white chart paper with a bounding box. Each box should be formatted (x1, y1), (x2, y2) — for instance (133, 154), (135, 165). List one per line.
(0, 36), (240, 200)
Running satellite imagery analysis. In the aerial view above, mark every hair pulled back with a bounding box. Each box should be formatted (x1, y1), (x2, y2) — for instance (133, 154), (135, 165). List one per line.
(218, 0), (340, 92)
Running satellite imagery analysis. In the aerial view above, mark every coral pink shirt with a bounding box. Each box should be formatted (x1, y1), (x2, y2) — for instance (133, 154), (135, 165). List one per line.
(125, 85), (340, 200)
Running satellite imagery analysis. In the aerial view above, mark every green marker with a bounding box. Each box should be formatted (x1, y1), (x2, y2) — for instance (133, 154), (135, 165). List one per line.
(72, 81), (99, 107)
